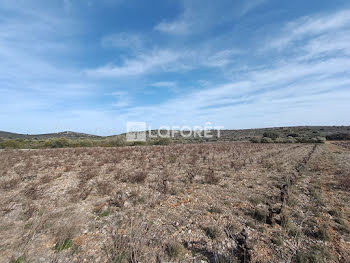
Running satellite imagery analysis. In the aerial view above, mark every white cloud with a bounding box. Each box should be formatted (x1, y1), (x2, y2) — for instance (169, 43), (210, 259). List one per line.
(150, 81), (177, 88)
(202, 49), (241, 67)
(241, 0), (268, 16)
(155, 19), (190, 35)
(155, 0), (269, 35)
(86, 49), (181, 77)
(86, 47), (241, 78)
(269, 10), (350, 50)
(302, 30), (350, 58)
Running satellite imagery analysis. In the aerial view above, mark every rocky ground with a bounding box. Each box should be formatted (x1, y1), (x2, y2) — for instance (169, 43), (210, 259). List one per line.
(0, 142), (349, 262)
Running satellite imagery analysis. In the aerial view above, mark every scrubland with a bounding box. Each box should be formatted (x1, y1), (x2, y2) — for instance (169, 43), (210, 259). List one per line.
(0, 142), (349, 262)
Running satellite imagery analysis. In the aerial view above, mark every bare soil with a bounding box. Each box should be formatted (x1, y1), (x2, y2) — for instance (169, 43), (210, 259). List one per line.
(0, 142), (349, 262)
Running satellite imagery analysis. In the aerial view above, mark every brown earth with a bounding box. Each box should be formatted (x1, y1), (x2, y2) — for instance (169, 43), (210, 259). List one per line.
(0, 142), (349, 262)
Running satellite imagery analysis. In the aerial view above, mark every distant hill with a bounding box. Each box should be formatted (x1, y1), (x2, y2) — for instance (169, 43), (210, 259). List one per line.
(213, 126), (350, 141)
(106, 125), (350, 142)
(0, 131), (100, 140)
(1, 126), (349, 141)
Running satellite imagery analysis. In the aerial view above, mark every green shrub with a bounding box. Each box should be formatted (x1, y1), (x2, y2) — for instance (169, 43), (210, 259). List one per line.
(54, 238), (73, 252)
(315, 137), (326, 143)
(261, 137), (273, 143)
(263, 132), (279, 140)
(152, 138), (172, 145)
(44, 138), (71, 148)
(12, 255), (26, 263)
(208, 207), (223, 214)
(326, 133), (350, 140)
(0, 139), (23, 149)
(296, 137), (325, 144)
(271, 233), (283, 246)
(76, 139), (93, 147)
(132, 141), (146, 146)
(250, 137), (261, 143)
(285, 136), (297, 143)
(166, 242), (184, 259)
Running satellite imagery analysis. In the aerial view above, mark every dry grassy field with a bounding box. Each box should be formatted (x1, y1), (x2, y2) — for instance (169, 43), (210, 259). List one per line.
(1, 142), (349, 262)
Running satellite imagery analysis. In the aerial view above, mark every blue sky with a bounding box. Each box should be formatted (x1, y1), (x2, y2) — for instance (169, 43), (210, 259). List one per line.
(1, 0), (350, 135)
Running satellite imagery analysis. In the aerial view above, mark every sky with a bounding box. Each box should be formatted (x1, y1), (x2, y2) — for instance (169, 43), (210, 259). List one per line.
(0, 0), (349, 135)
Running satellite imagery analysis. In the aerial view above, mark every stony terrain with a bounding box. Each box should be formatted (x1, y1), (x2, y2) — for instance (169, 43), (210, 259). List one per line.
(0, 142), (349, 262)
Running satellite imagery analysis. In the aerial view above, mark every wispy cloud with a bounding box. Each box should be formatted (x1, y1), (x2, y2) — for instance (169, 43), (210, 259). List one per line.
(86, 49), (181, 77)
(268, 10), (350, 50)
(155, 0), (269, 35)
(202, 49), (242, 67)
(155, 19), (190, 35)
(150, 81), (177, 88)
(241, 0), (268, 16)
(86, 46), (241, 78)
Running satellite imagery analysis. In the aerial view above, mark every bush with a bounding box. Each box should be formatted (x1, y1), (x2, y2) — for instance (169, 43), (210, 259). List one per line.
(263, 132), (279, 140)
(314, 225), (331, 241)
(326, 133), (350, 140)
(128, 171), (148, 184)
(208, 207), (223, 214)
(250, 137), (261, 143)
(204, 169), (220, 184)
(166, 243), (184, 260)
(107, 137), (126, 147)
(0, 139), (23, 149)
(253, 208), (266, 223)
(54, 238), (73, 252)
(296, 137), (325, 144)
(204, 226), (220, 239)
(44, 138), (71, 148)
(132, 141), (146, 146)
(285, 137), (297, 143)
(315, 137), (326, 143)
(271, 233), (283, 246)
(261, 137), (273, 143)
(53, 224), (77, 253)
(76, 139), (93, 147)
(152, 138), (172, 145)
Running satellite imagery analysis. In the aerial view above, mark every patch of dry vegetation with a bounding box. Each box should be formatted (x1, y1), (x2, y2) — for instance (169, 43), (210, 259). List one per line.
(0, 142), (349, 262)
